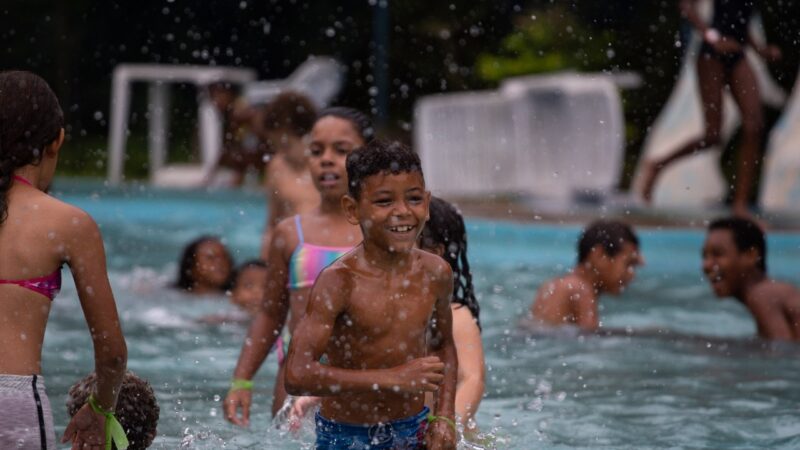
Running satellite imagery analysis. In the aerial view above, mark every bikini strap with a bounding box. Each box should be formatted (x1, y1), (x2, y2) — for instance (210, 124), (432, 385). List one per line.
(294, 215), (304, 244)
(12, 174), (33, 186)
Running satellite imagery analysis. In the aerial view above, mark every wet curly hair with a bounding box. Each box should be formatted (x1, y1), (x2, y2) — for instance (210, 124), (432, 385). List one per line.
(345, 139), (422, 199)
(66, 371), (159, 450)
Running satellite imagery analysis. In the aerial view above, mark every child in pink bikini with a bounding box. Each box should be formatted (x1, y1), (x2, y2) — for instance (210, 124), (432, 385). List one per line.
(0, 71), (128, 449)
(224, 107), (373, 422)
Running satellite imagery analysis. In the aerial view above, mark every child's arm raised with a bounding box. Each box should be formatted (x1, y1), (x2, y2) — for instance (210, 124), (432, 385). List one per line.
(426, 262), (458, 450)
(60, 209), (128, 446)
(225, 224), (292, 426)
(285, 267), (445, 396)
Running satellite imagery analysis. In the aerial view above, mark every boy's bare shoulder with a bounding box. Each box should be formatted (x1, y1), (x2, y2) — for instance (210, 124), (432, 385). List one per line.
(540, 273), (592, 298)
(751, 279), (800, 306)
(415, 249), (453, 281)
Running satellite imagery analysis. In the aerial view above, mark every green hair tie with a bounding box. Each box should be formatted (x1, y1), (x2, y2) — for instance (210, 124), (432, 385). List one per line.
(230, 378), (254, 391)
(88, 394), (129, 450)
(427, 414), (457, 433)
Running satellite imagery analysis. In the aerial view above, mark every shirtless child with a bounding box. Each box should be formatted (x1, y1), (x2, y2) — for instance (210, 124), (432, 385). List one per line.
(528, 220), (643, 330)
(284, 141), (458, 450)
(703, 217), (800, 341)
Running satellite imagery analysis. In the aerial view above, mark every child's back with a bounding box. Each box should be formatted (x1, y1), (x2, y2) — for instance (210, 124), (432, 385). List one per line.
(531, 273), (597, 328)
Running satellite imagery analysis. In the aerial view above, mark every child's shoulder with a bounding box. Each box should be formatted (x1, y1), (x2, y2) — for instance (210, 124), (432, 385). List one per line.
(752, 279), (800, 306)
(414, 248), (453, 280)
(39, 195), (97, 233)
(543, 273), (593, 296)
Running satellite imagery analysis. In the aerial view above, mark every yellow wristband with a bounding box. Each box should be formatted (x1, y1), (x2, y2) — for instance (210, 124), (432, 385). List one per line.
(230, 379), (254, 391)
(88, 394), (129, 450)
(427, 414), (457, 433)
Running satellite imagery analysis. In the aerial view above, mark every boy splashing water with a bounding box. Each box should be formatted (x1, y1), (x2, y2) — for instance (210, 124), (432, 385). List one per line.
(284, 141), (458, 450)
(703, 217), (800, 341)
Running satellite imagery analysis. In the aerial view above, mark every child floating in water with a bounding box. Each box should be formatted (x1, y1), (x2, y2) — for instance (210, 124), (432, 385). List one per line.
(419, 197), (484, 432)
(198, 260), (269, 325)
(174, 236), (234, 295)
(67, 371), (160, 449)
(703, 217), (800, 341)
(0, 71), (127, 449)
(528, 220), (643, 330)
(284, 141), (458, 450)
(260, 91), (320, 260)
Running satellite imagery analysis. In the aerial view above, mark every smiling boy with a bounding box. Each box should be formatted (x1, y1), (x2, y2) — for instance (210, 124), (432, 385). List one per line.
(528, 220), (643, 330)
(284, 140), (457, 450)
(703, 217), (800, 341)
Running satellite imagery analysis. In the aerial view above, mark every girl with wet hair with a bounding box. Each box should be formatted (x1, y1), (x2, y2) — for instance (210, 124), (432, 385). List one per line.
(0, 71), (128, 449)
(225, 106), (373, 422)
(419, 196), (485, 431)
(174, 235), (234, 295)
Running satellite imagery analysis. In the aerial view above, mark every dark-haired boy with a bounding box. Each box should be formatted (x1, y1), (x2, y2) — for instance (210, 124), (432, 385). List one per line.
(285, 140), (457, 450)
(703, 217), (800, 341)
(528, 220), (644, 330)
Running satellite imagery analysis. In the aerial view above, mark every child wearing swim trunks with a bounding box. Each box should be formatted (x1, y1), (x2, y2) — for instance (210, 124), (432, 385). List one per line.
(703, 217), (800, 340)
(67, 371), (159, 449)
(528, 220), (643, 330)
(225, 107), (373, 421)
(260, 91), (320, 260)
(174, 236), (234, 295)
(0, 71), (128, 449)
(419, 197), (484, 432)
(284, 141), (458, 450)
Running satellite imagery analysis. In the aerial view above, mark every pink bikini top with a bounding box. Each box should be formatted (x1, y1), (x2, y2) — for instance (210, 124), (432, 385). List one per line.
(0, 175), (63, 301)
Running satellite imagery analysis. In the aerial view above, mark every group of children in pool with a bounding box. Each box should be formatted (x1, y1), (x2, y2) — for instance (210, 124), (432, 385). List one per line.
(2, 70), (799, 450)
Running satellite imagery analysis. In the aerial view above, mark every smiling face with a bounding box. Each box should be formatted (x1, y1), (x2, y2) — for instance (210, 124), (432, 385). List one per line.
(307, 116), (365, 200)
(345, 171), (430, 254)
(702, 229), (757, 298)
(589, 242), (643, 295)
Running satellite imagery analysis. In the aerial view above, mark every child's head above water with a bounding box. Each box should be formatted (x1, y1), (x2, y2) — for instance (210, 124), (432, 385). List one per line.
(0, 71), (64, 222)
(420, 196), (480, 328)
(231, 259), (268, 315)
(66, 371), (159, 450)
(175, 236), (234, 294)
(316, 107), (374, 144)
(703, 216), (766, 297)
(344, 140), (429, 253)
(577, 220), (642, 294)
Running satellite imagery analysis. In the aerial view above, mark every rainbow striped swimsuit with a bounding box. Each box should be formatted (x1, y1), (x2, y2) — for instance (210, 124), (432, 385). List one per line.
(287, 215), (351, 290)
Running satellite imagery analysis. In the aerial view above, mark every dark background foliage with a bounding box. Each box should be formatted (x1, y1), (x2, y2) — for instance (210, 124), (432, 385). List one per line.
(1, 0), (798, 186)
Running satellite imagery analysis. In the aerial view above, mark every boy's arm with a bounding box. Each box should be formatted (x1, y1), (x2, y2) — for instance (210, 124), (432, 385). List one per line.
(572, 286), (600, 330)
(285, 268), (445, 396)
(427, 263), (458, 450)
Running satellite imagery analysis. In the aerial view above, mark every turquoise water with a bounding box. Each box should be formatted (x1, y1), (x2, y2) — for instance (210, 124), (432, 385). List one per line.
(43, 179), (800, 449)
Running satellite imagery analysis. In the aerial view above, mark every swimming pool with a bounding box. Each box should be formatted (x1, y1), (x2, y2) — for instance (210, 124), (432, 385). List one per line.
(44, 179), (800, 449)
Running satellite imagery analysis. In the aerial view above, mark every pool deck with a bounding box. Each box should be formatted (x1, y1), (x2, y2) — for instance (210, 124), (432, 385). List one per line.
(448, 194), (800, 231)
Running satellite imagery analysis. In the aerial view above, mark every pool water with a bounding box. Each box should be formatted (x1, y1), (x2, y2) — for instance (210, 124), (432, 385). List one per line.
(43, 179), (800, 449)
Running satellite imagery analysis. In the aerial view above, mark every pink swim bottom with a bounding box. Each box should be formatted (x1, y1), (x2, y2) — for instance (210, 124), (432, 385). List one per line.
(0, 374), (56, 450)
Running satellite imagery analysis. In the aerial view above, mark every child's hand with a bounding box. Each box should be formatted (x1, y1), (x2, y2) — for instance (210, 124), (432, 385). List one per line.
(389, 356), (445, 393)
(224, 389), (252, 427)
(61, 403), (106, 449)
(288, 396), (321, 431)
(425, 420), (457, 450)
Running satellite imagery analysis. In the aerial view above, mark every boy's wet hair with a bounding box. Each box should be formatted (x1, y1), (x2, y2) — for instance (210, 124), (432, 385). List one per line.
(577, 220), (639, 263)
(262, 91), (318, 137)
(66, 371), (159, 450)
(317, 107), (374, 143)
(346, 140), (423, 199)
(708, 216), (767, 272)
(233, 259), (267, 287)
(174, 235), (234, 291)
(421, 197), (481, 330)
(0, 71), (64, 224)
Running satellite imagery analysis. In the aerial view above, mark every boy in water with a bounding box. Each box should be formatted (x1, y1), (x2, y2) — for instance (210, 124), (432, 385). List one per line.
(703, 217), (800, 341)
(528, 220), (643, 330)
(284, 141), (458, 450)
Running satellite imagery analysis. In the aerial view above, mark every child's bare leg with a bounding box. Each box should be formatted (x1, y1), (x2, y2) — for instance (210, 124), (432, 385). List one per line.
(641, 56), (725, 202)
(728, 59), (763, 216)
